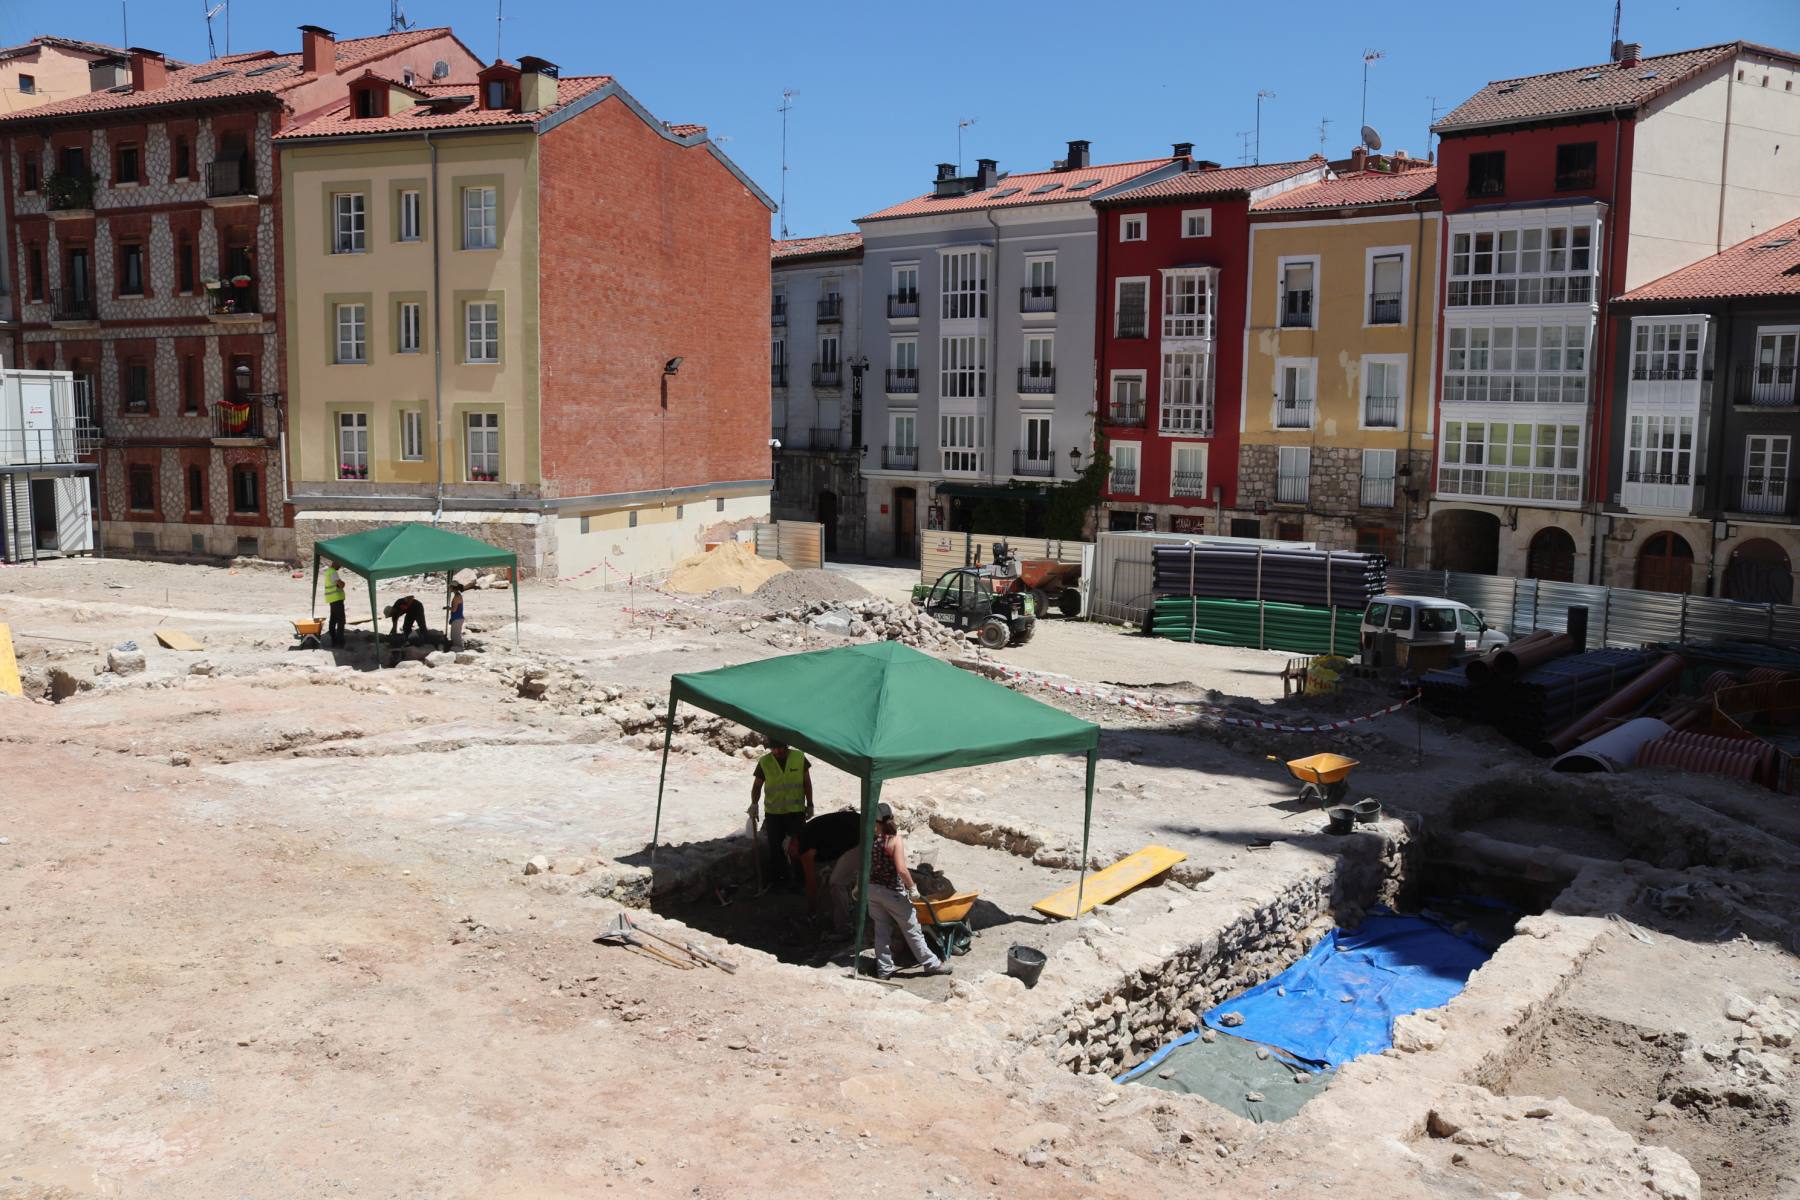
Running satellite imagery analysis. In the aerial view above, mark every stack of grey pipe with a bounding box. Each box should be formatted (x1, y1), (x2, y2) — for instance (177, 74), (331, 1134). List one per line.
(1151, 545), (1389, 608)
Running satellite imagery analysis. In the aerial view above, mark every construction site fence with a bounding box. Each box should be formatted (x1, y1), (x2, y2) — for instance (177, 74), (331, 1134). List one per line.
(1710, 677), (1800, 794)
(1087, 530), (1316, 627)
(917, 530), (1088, 585)
(754, 520), (824, 571)
(1386, 568), (1800, 650)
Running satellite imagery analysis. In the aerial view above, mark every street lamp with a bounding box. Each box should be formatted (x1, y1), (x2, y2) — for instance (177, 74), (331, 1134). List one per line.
(232, 361), (252, 395)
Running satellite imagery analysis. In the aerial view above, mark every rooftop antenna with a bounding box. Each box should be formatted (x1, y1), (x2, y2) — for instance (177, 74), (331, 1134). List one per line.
(1317, 116), (1333, 159)
(1360, 49), (1386, 147)
(1235, 129), (1253, 166)
(495, 0), (504, 61)
(204, 0), (223, 58)
(389, 0), (414, 33)
(957, 117), (977, 176)
(1255, 89), (1276, 165)
(777, 88), (798, 238)
(1610, 0), (1624, 59)
(1428, 95), (1443, 156)
(121, 0), (128, 47)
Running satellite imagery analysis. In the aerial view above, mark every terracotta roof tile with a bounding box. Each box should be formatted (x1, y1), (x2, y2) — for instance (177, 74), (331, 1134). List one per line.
(1433, 43), (1757, 133)
(772, 232), (862, 261)
(665, 122), (705, 137)
(1253, 167), (1438, 212)
(1615, 215), (1800, 303)
(0, 35), (137, 63)
(275, 75), (612, 138)
(1100, 159), (1324, 205)
(859, 157), (1173, 221)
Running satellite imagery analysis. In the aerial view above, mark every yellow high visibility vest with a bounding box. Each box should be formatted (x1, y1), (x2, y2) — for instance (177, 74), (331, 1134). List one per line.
(758, 750), (808, 815)
(323, 566), (345, 604)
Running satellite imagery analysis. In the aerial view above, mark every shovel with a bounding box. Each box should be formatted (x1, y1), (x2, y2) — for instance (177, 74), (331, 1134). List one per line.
(596, 918), (694, 970)
(619, 912), (739, 974)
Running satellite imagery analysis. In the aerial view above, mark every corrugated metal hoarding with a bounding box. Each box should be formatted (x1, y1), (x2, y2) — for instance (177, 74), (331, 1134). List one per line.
(753, 521), (824, 570)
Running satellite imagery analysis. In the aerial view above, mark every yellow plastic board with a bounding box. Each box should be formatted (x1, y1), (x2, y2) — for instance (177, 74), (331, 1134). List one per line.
(0, 623), (20, 697)
(154, 629), (204, 651)
(1031, 844), (1187, 919)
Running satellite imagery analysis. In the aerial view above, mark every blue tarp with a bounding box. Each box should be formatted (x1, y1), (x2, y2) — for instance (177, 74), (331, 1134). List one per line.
(1201, 911), (1492, 1069)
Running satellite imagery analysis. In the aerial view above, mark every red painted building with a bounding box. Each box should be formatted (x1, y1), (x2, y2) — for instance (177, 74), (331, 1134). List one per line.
(1091, 158), (1325, 532)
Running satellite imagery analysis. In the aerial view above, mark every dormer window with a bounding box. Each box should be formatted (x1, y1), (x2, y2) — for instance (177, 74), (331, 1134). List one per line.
(477, 63), (521, 111)
(349, 81), (387, 119)
(486, 80), (507, 108)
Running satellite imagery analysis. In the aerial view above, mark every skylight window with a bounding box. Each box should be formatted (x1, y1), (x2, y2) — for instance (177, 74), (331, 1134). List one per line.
(1757, 236), (1795, 250)
(1067, 178), (1102, 191)
(1579, 71), (1602, 82)
(1495, 83), (1522, 95)
(988, 187), (1022, 199)
(1639, 70), (1658, 80)
(245, 64), (285, 77)
(1028, 183), (1063, 195)
(192, 70), (236, 83)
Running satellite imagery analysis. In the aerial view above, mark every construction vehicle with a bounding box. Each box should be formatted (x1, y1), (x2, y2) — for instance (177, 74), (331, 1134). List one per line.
(919, 544), (1037, 649)
(990, 545), (1083, 618)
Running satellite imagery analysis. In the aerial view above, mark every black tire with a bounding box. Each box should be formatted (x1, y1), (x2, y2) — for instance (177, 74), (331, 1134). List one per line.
(1010, 622), (1035, 646)
(1030, 588), (1052, 618)
(977, 619), (1011, 650)
(1058, 589), (1083, 618)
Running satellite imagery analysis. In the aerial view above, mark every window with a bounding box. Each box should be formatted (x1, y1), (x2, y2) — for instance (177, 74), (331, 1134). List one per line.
(485, 80), (508, 109)
(1181, 209), (1212, 238)
(1023, 334), (1054, 385)
(889, 336), (917, 386)
(173, 136), (191, 180)
(1444, 321), (1590, 404)
(1750, 326), (1798, 404)
(186, 465), (206, 512)
(335, 303), (367, 364)
(1119, 213), (1146, 242)
(465, 301), (500, 362)
(466, 412), (500, 481)
(462, 186), (497, 250)
(128, 464), (156, 510)
(771, 336), (787, 387)
(231, 466), (261, 514)
(1161, 351), (1212, 434)
(1467, 150), (1506, 197)
(890, 412), (917, 455)
(1280, 260), (1315, 328)
(940, 248), (988, 320)
(1020, 414), (1052, 472)
(115, 142), (140, 185)
(21, 154), (37, 192)
(17, 73), (34, 95)
(1742, 434), (1791, 515)
(353, 87), (380, 119)
(939, 335), (987, 398)
(337, 412), (369, 479)
(1276, 359), (1314, 428)
(1362, 357), (1403, 427)
(1369, 253), (1403, 324)
(1109, 371), (1145, 424)
(119, 242), (144, 295)
(400, 409), (425, 461)
(26, 244), (43, 301)
(124, 358), (149, 412)
(1171, 444), (1206, 497)
(1632, 318), (1706, 382)
(177, 235), (195, 293)
(1447, 221), (1595, 307)
(1109, 441), (1140, 493)
(1162, 268), (1213, 339)
(892, 264), (918, 304)
(333, 193), (366, 253)
(1554, 142), (1597, 192)
(398, 301), (423, 354)
(1438, 420), (1583, 503)
(1115, 278), (1148, 338)
(180, 355), (199, 414)
(1625, 413), (1695, 485)
(1023, 255), (1055, 311)
(1361, 449), (1397, 508)
(60, 145), (85, 177)
(1277, 446), (1311, 503)
(939, 413), (985, 474)
(399, 189), (422, 242)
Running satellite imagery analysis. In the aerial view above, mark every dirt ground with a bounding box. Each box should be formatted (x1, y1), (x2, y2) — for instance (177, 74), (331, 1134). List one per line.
(3, 555), (1798, 1198)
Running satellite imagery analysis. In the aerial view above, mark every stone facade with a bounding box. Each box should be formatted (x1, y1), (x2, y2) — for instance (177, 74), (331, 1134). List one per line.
(1219, 443), (1433, 563)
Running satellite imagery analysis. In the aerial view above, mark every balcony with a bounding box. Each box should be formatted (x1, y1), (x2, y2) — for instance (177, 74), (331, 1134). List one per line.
(1621, 468), (1695, 514)
(1275, 400), (1314, 429)
(206, 159), (257, 203)
(1107, 401), (1146, 427)
(816, 296), (842, 324)
(207, 282), (260, 322)
(772, 298), (787, 326)
(211, 399), (268, 442)
(49, 287), (97, 326)
(1276, 474), (1309, 504)
(1159, 406), (1213, 436)
(1360, 475), (1396, 507)
(1117, 317), (1148, 340)
(1281, 296), (1314, 329)
(887, 292), (919, 319)
(1735, 365), (1797, 408)
(1364, 396), (1399, 428)
(0, 423), (85, 466)
(812, 363), (842, 389)
(1012, 449), (1054, 478)
(1368, 293), (1401, 324)
(771, 365), (788, 388)
(44, 172), (94, 217)
(1020, 285), (1056, 314)
(1171, 470), (1206, 498)
(1732, 472), (1798, 519)
(882, 444), (917, 471)
(885, 368), (918, 394)
(1109, 467), (1138, 495)
(811, 427), (846, 452)
(1017, 366), (1056, 394)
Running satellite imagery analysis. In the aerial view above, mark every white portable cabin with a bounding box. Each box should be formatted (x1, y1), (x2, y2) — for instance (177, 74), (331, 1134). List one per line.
(0, 368), (96, 562)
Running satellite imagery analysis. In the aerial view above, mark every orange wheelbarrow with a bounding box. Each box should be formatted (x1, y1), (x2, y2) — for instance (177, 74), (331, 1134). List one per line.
(914, 890), (978, 958)
(1278, 753), (1359, 808)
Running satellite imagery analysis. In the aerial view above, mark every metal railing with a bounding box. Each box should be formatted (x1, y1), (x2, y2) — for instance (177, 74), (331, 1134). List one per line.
(771, 299), (787, 325)
(207, 159), (254, 197)
(1735, 365), (1798, 408)
(811, 363), (842, 388)
(1275, 400), (1314, 429)
(1624, 468), (1692, 486)
(1106, 402), (1146, 427)
(1117, 315), (1148, 339)
(1109, 467), (1138, 494)
(885, 368), (918, 394)
(1733, 472), (1798, 518)
(50, 287), (95, 322)
(1018, 366), (1056, 394)
(771, 365), (787, 387)
(211, 400), (265, 440)
(811, 426), (845, 451)
(1633, 365), (1704, 382)
(0, 424), (86, 465)
(1275, 473), (1309, 503)
(1368, 293), (1401, 324)
(1012, 449), (1054, 478)
(1281, 298), (1313, 328)
(816, 296), (842, 322)
(44, 171), (93, 211)
(887, 293), (919, 318)
(1360, 474), (1396, 507)
(1020, 285), (1056, 313)
(209, 284), (258, 316)
(882, 444), (917, 471)
(1159, 407), (1213, 436)
(1364, 396), (1399, 427)
(1171, 470), (1206, 497)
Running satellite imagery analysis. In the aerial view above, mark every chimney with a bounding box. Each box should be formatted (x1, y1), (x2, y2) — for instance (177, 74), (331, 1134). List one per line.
(518, 55), (559, 111)
(1171, 141), (1194, 161)
(1065, 139), (1090, 170)
(975, 157), (998, 189)
(1619, 41), (1642, 68)
(127, 48), (166, 92)
(89, 55), (128, 92)
(300, 25), (335, 76)
(1349, 145), (1368, 173)
(935, 162), (957, 182)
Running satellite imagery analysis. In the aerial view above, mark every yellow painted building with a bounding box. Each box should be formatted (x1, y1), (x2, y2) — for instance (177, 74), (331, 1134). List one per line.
(1235, 164), (1440, 565)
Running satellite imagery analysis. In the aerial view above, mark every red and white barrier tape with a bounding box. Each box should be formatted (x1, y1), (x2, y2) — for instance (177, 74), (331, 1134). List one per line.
(992, 663), (1418, 731)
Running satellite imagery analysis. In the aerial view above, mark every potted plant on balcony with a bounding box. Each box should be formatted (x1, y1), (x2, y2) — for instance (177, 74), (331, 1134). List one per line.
(44, 170), (93, 211)
(339, 463), (368, 481)
(229, 273), (252, 287)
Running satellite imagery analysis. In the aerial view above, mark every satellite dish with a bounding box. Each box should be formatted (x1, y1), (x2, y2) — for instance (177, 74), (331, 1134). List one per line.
(1361, 125), (1383, 152)
(431, 59), (450, 79)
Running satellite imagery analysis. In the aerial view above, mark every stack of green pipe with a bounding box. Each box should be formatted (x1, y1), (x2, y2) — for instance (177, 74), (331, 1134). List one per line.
(1150, 597), (1363, 656)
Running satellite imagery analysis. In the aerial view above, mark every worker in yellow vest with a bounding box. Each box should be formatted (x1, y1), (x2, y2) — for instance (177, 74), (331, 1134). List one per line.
(323, 562), (347, 648)
(750, 739), (812, 892)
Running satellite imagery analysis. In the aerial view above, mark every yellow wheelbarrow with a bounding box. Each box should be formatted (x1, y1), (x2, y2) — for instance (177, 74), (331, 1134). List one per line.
(914, 890), (979, 959)
(291, 617), (324, 650)
(1278, 752), (1359, 808)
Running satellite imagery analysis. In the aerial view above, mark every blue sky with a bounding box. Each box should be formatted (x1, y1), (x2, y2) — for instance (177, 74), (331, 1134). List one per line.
(8, 1), (1797, 236)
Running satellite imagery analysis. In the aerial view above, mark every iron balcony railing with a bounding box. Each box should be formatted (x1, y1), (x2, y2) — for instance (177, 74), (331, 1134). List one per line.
(1012, 449), (1054, 478)
(1734, 472), (1798, 518)
(1632, 365), (1705, 382)
(811, 426), (845, 451)
(885, 368), (918, 394)
(1281, 296), (1313, 328)
(1109, 467), (1138, 494)
(816, 296), (842, 323)
(812, 363), (842, 388)
(1106, 402), (1146, 427)
(1276, 474), (1310, 503)
(50, 287), (96, 322)
(1368, 293), (1402, 324)
(1275, 400), (1314, 429)
(209, 283), (259, 315)
(1364, 396), (1399, 428)
(887, 292), (919, 318)
(771, 298), (787, 325)
(771, 365), (787, 387)
(1018, 366), (1056, 394)
(1117, 314), (1148, 339)
(207, 159), (254, 198)
(1360, 475), (1396, 507)
(882, 444), (917, 471)
(1735, 364), (1798, 408)
(1020, 285), (1056, 314)
(1171, 470), (1206, 497)
(1625, 468), (1693, 486)
(211, 400), (266, 440)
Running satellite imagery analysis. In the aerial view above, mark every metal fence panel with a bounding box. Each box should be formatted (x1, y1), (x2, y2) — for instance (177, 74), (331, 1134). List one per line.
(1682, 595), (1777, 643)
(754, 524), (778, 560)
(1387, 568), (1447, 597)
(1533, 581), (1612, 645)
(1606, 587), (1687, 648)
(1774, 607), (1800, 647)
(775, 520), (823, 570)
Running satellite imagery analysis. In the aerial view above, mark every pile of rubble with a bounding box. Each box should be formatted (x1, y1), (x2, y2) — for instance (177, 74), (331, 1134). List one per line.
(783, 597), (971, 651)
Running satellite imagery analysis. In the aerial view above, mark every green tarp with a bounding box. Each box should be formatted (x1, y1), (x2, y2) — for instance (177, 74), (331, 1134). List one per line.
(309, 522), (520, 659)
(651, 642), (1101, 970)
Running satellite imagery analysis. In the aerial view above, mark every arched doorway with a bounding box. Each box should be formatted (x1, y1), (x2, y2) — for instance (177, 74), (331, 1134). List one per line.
(1525, 527), (1576, 582)
(816, 489), (838, 557)
(1635, 532), (1695, 595)
(892, 487), (917, 561)
(1429, 509), (1500, 575)
(1723, 538), (1794, 605)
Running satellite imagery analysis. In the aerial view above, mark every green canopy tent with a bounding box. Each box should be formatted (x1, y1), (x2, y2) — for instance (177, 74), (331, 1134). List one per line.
(310, 522), (520, 660)
(649, 641), (1102, 970)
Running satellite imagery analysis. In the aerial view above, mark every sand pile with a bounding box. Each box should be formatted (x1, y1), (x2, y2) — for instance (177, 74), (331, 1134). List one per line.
(751, 569), (869, 610)
(666, 541), (790, 595)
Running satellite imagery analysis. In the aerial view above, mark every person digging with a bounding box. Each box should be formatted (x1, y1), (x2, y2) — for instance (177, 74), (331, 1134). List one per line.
(784, 809), (861, 937)
(749, 739), (812, 894)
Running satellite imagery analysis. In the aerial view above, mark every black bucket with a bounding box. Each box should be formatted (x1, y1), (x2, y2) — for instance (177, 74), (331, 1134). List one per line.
(1007, 944), (1047, 988)
(1352, 798), (1382, 824)
(1325, 807), (1355, 835)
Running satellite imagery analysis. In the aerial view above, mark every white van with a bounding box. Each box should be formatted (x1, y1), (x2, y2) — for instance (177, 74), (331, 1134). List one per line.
(1361, 596), (1508, 653)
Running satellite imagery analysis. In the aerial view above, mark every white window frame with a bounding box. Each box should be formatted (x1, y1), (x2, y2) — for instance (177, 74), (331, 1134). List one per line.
(890, 335), (917, 373)
(1108, 370), (1146, 425)
(1119, 213), (1147, 242)
(400, 408), (425, 461)
(334, 302), (367, 364)
(939, 334), (987, 399)
(1180, 208), (1212, 239)
(891, 263), (919, 300)
(1444, 318), (1592, 405)
(337, 411), (369, 478)
(466, 411), (500, 481)
(1743, 433), (1792, 514)
(1020, 413), (1053, 469)
(1632, 316), (1709, 383)
(939, 412), (986, 474)
(1160, 350), (1213, 435)
(332, 192), (366, 254)
(1161, 267), (1215, 340)
(890, 411), (917, 454)
(1276, 445), (1311, 504)
(1361, 448), (1397, 508)
(1114, 276), (1150, 338)
(939, 247), (989, 321)
(1446, 217), (1598, 308)
(1024, 254), (1056, 297)
(1109, 440), (1141, 494)
(1023, 332), (1054, 380)
(398, 301), (423, 354)
(464, 300), (500, 364)
(1171, 443), (1207, 497)
(1274, 357), (1316, 429)
(1364, 246), (1408, 326)
(1437, 419), (1584, 505)
(1359, 353), (1407, 429)
(1276, 255), (1319, 329)
(462, 185), (498, 250)
(1624, 412), (1695, 487)
(398, 189), (423, 242)
(1751, 325), (1799, 402)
